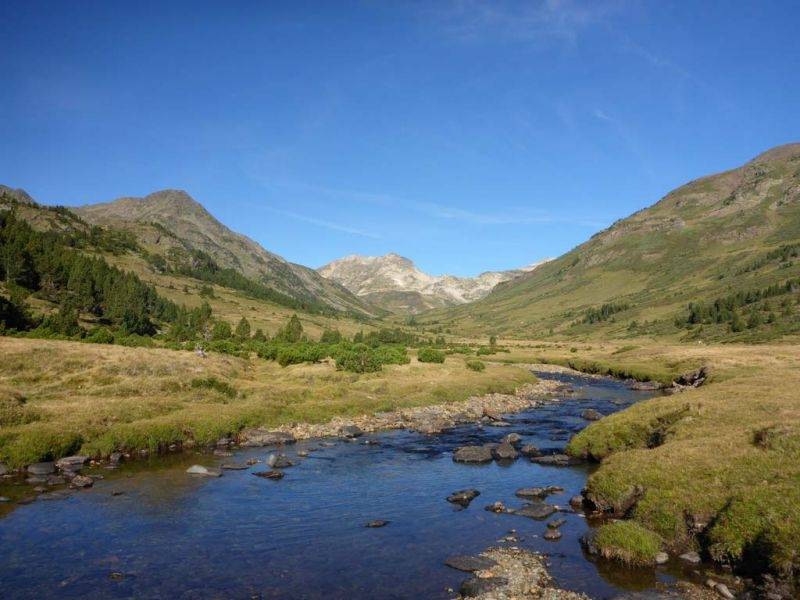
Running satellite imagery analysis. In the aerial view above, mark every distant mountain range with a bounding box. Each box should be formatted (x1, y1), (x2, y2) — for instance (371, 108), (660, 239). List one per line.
(318, 253), (549, 314)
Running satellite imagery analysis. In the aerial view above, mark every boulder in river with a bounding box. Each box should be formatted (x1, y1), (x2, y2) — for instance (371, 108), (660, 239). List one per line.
(460, 576), (508, 597)
(240, 429), (296, 447)
(679, 551), (701, 564)
(339, 425), (364, 439)
(503, 433), (522, 446)
(365, 520), (388, 528)
(412, 417), (453, 435)
(530, 453), (581, 466)
(516, 486), (563, 499)
(444, 555), (497, 572)
(70, 475), (94, 488)
(252, 470), (284, 480)
(447, 489), (480, 507)
(543, 528), (562, 541)
(266, 453), (293, 468)
(548, 518), (566, 529)
(492, 442), (519, 461)
(56, 456), (89, 471)
(512, 502), (557, 520)
(27, 462), (55, 476)
(520, 444), (541, 457)
(453, 445), (494, 464)
(186, 465), (222, 477)
(569, 495), (585, 508)
(220, 463), (250, 470)
(581, 409), (603, 421)
(485, 501), (508, 513)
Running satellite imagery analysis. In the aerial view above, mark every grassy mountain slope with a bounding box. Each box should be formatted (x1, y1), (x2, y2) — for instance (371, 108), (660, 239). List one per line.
(426, 144), (800, 341)
(74, 190), (380, 318)
(0, 191), (376, 338)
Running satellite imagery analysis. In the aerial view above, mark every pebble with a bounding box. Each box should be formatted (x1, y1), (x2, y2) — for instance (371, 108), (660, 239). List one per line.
(543, 529), (562, 541)
(679, 551), (701, 564)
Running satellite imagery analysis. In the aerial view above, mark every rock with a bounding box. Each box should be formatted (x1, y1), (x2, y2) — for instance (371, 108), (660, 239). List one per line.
(492, 421), (512, 427)
(492, 442), (519, 461)
(453, 445), (494, 464)
(447, 489), (480, 507)
(0, 496), (9, 502)
(297, 450), (309, 457)
(543, 529), (562, 541)
(186, 465), (222, 477)
(339, 425), (363, 438)
(520, 444), (541, 457)
(516, 486), (562, 499)
(655, 552), (669, 564)
(485, 501), (508, 513)
(516, 487), (548, 499)
(714, 584), (734, 599)
(365, 520), (388, 528)
(266, 453), (293, 468)
(569, 495), (585, 508)
(212, 449), (232, 457)
(513, 502), (557, 520)
(548, 518), (566, 529)
(503, 433), (522, 446)
(55, 455), (90, 471)
(673, 366), (709, 388)
(108, 453), (123, 467)
(70, 475), (93, 488)
(530, 453), (580, 466)
(216, 437), (231, 446)
(240, 430), (296, 447)
(460, 576), (508, 597)
(46, 475), (66, 486)
(27, 462), (55, 476)
(581, 409), (603, 421)
(220, 463), (249, 470)
(26, 476), (47, 485)
(679, 551), (701, 564)
(412, 417), (453, 435)
(0, 463), (7, 476)
(444, 555), (497, 572)
(252, 470), (284, 480)
(245, 458), (259, 465)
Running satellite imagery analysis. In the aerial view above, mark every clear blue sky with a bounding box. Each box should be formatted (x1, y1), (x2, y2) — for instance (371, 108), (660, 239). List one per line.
(1, 1), (798, 276)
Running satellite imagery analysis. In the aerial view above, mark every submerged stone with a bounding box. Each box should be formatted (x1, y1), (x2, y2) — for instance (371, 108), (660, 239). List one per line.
(444, 555), (497, 572)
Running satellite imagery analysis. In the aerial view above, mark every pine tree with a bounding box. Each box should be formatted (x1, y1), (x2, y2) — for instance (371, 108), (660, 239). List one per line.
(234, 316), (251, 340)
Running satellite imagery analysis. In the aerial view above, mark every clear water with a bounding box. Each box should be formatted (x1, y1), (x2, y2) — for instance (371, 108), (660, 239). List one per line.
(0, 372), (692, 599)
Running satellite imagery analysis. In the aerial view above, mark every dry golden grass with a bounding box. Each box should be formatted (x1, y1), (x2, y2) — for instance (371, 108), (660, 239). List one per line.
(0, 337), (534, 467)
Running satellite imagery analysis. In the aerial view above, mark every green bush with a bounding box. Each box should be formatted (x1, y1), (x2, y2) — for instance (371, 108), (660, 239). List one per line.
(276, 342), (327, 366)
(418, 347), (445, 363)
(335, 345), (382, 373)
(466, 360), (486, 372)
(372, 344), (410, 365)
(476, 346), (495, 356)
(85, 327), (115, 344)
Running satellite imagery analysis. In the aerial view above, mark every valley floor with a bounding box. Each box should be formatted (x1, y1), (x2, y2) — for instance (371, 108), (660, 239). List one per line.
(1, 335), (799, 591)
(0, 337), (534, 467)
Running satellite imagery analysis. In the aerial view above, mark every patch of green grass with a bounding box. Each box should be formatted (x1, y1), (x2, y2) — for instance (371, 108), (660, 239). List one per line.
(190, 377), (237, 398)
(466, 360), (486, 372)
(593, 521), (662, 566)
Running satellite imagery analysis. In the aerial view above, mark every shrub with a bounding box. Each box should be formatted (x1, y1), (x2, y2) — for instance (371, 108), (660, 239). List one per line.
(418, 347), (445, 363)
(335, 345), (382, 373)
(476, 346), (495, 356)
(85, 327), (115, 344)
(372, 344), (410, 365)
(276, 342), (327, 366)
(466, 360), (485, 372)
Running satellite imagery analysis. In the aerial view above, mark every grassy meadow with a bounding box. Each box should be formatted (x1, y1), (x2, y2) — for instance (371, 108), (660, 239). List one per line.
(0, 337), (534, 468)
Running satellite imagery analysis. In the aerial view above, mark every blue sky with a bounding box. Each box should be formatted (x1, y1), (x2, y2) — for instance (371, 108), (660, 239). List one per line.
(1, 1), (798, 276)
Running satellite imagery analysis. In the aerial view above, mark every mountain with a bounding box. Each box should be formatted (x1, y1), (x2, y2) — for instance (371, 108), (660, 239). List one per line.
(318, 253), (548, 314)
(424, 143), (800, 341)
(73, 190), (378, 317)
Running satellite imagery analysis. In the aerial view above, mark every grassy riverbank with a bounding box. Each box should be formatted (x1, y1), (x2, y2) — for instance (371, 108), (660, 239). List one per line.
(0, 337), (535, 468)
(524, 342), (800, 584)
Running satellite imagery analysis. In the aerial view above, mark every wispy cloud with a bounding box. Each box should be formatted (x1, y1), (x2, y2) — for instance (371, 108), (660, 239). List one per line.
(260, 180), (609, 229)
(421, 0), (628, 45)
(257, 206), (381, 239)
